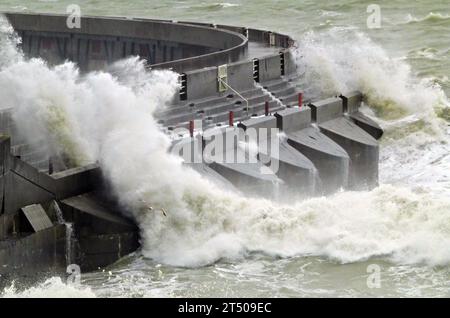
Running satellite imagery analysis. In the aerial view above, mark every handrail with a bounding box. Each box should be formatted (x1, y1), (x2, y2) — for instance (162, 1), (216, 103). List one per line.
(218, 78), (250, 117)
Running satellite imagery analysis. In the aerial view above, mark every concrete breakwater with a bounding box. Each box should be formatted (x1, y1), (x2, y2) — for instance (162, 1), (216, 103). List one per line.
(0, 12), (382, 281)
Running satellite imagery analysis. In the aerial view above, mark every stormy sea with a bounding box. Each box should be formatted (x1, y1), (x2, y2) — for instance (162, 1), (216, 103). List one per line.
(0, 0), (449, 297)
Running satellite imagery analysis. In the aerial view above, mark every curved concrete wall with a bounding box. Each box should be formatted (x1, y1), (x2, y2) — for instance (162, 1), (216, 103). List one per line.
(0, 13), (383, 277)
(5, 12), (248, 72)
(175, 21), (294, 49)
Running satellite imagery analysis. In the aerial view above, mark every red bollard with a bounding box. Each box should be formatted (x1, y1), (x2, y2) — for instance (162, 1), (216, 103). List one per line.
(229, 111), (234, 126)
(298, 92), (303, 108)
(265, 101), (270, 116)
(189, 120), (194, 137)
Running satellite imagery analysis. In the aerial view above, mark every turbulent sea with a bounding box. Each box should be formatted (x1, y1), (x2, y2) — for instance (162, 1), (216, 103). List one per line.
(0, 0), (449, 297)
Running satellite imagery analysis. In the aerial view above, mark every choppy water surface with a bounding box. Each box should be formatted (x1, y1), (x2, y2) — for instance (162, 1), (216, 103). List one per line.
(0, 0), (449, 297)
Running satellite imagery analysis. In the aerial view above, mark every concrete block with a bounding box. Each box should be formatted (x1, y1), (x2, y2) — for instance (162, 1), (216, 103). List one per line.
(238, 116), (277, 140)
(238, 116), (318, 198)
(203, 126), (244, 152)
(0, 212), (15, 239)
(185, 67), (219, 101)
(21, 204), (53, 232)
(274, 108), (311, 133)
(50, 163), (101, 199)
(0, 136), (11, 175)
(228, 60), (255, 91)
(349, 111), (384, 140)
(340, 91), (362, 113)
(0, 224), (67, 276)
(319, 117), (379, 189)
(258, 139), (317, 198)
(209, 160), (280, 198)
(186, 162), (238, 192)
(259, 54), (282, 82)
(61, 193), (137, 234)
(284, 50), (297, 76)
(286, 127), (350, 194)
(4, 171), (54, 215)
(309, 97), (343, 123)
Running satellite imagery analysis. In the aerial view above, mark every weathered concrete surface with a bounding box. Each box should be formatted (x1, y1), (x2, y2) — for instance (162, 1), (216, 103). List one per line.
(309, 98), (379, 189)
(5, 12), (248, 73)
(61, 193), (139, 272)
(185, 67), (221, 101)
(340, 92), (384, 140)
(61, 193), (137, 234)
(188, 162), (238, 192)
(203, 127), (281, 197)
(0, 135), (139, 276)
(0, 13), (383, 279)
(238, 116), (317, 198)
(341, 91), (363, 114)
(309, 97), (343, 124)
(20, 204), (53, 232)
(258, 54), (282, 83)
(283, 50), (297, 76)
(275, 108), (350, 194)
(170, 135), (239, 191)
(348, 111), (384, 140)
(2, 155), (100, 216)
(0, 224), (67, 277)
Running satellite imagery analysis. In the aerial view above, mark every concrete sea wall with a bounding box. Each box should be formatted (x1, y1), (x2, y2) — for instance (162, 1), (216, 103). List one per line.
(0, 12), (382, 279)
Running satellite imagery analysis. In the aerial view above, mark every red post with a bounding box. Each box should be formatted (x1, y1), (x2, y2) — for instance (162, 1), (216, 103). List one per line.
(229, 111), (234, 126)
(189, 120), (194, 137)
(298, 92), (303, 108)
(265, 101), (269, 116)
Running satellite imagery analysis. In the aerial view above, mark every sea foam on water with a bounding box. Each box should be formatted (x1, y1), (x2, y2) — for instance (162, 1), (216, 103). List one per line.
(0, 15), (449, 276)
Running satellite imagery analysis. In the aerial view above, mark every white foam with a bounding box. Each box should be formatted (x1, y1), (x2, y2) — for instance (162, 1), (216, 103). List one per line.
(403, 12), (450, 24)
(1, 277), (96, 298)
(0, 16), (449, 271)
(292, 28), (449, 131)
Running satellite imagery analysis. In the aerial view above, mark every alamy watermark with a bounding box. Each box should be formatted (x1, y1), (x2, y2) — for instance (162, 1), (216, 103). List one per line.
(366, 264), (381, 289)
(170, 122), (281, 174)
(367, 4), (381, 29)
(67, 264), (81, 285)
(66, 4), (81, 29)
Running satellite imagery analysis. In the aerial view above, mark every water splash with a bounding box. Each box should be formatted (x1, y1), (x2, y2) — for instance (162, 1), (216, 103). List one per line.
(0, 16), (449, 269)
(50, 201), (75, 265)
(1, 277), (96, 298)
(293, 28), (449, 132)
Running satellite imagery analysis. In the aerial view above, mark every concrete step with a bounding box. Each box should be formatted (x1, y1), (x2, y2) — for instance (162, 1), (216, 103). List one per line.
(159, 87), (264, 118)
(260, 78), (291, 91)
(279, 91), (300, 105)
(270, 85), (297, 98)
(162, 91), (273, 126)
(196, 94), (270, 116)
(170, 101), (285, 130)
(205, 100), (279, 126)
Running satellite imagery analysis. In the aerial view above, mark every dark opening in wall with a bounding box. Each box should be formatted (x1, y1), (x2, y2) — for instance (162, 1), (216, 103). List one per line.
(179, 73), (187, 101)
(253, 58), (260, 83)
(280, 52), (285, 76)
(91, 40), (101, 53)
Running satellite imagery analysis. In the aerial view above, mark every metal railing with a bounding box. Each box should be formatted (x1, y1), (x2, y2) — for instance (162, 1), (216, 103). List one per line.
(217, 77), (250, 117)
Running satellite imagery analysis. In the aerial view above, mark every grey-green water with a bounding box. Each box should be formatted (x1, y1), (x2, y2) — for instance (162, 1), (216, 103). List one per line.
(0, 1), (449, 298)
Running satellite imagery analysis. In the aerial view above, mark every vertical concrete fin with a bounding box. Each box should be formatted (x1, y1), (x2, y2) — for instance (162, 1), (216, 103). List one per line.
(0, 136), (11, 216)
(308, 97), (343, 124)
(340, 91), (362, 113)
(274, 108), (311, 133)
